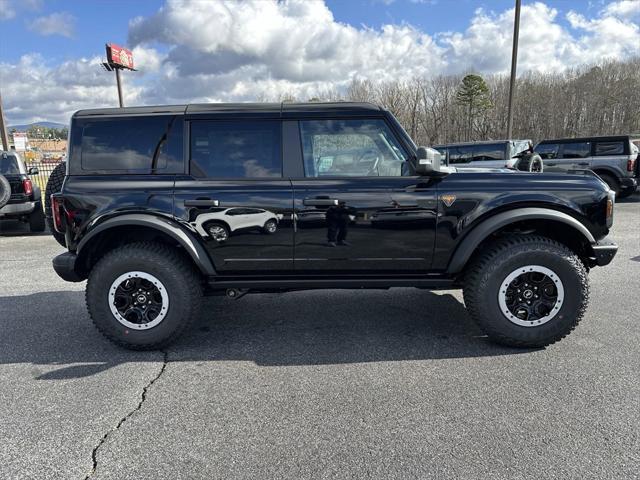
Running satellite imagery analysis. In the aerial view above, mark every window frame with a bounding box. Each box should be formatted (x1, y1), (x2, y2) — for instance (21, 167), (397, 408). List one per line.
(559, 141), (591, 159)
(297, 117), (411, 179)
(187, 118), (284, 180)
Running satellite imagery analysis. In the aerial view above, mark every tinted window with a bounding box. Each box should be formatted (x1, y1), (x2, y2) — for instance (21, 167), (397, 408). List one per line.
(300, 119), (407, 177)
(448, 145), (474, 164)
(535, 143), (560, 159)
(471, 144), (505, 161)
(81, 116), (180, 172)
(190, 120), (281, 178)
(594, 141), (624, 156)
(561, 142), (590, 159)
(0, 154), (20, 174)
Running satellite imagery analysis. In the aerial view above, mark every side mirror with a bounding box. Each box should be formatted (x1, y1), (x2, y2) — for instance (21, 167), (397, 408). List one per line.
(28, 166), (39, 175)
(415, 146), (442, 175)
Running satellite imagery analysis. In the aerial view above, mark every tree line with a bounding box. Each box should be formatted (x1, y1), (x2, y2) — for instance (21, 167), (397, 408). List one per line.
(302, 57), (640, 146)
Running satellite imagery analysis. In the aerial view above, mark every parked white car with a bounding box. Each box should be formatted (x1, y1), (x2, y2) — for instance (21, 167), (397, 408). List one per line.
(191, 207), (281, 241)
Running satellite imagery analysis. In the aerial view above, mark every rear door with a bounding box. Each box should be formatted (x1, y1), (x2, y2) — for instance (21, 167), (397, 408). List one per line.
(174, 118), (294, 273)
(290, 117), (437, 273)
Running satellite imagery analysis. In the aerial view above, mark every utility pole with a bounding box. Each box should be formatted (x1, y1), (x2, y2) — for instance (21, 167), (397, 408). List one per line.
(506, 0), (521, 139)
(0, 90), (9, 151)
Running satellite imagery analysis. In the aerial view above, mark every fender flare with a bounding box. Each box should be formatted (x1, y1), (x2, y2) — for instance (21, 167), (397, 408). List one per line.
(446, 207), (595, 274)
(77, 213), (216, 276)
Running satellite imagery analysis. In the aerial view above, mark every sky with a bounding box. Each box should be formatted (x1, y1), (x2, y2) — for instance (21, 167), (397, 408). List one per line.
(0, 0), (639, 125)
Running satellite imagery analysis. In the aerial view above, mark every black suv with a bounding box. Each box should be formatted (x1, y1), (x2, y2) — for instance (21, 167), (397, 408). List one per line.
(0, 151), (45, 232)
(51, 103), (617, 350)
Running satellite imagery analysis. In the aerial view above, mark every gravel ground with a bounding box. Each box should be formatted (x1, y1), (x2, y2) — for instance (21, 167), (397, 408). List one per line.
(0, 194), (638, 480)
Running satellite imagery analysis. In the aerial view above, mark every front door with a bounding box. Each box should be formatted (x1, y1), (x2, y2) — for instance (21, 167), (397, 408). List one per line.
(174, 119), (294, 273)
(291, 118), (437, 273)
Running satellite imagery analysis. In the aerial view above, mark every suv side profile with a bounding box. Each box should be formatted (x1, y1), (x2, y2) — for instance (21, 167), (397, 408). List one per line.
(51, 103), (617, 350)
(535, 135), (638, 199)
(0, 151), (46, 232)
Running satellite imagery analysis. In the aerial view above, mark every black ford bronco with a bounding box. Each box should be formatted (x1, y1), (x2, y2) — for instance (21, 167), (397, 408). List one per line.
(0, 150), (45, 232)
(51, 103), (618, 350)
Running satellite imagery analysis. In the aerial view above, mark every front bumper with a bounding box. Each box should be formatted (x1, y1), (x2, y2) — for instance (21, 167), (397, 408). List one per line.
(591, 236), (618, 266)
(0, 201), (35, 217)
(52, 252), (84, 282)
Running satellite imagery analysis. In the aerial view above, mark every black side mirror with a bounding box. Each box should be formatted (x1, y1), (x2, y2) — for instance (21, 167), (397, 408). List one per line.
(28, 166), (39, 175)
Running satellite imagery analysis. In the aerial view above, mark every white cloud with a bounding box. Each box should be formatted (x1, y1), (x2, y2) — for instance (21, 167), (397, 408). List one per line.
(28, 12), (76, 37)
(0, 0), (16, 20)
(3, 0), (640, 124)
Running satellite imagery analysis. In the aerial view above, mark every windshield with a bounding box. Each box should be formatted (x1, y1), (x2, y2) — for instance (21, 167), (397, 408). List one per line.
(0, 154), (20, 174)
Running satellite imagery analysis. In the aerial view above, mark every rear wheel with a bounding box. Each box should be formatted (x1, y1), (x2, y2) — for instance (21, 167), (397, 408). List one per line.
(29, 204), (46, 232)
(44, 162), (66, 246)
(0, 174), (10, 209)
(464, 235), (589, 348)
(86, 242), (202, 350)
(263, 218), (277, 234)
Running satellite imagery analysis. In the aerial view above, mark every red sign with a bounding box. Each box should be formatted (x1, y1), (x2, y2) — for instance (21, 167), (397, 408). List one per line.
(106, 43), (134, 70)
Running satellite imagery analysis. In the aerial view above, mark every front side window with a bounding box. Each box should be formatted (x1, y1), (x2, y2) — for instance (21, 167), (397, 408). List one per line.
(471, 144), (505, 161)
(190, 120), (282, 178)
(594, 141), (624, 156)
(81, 116), (180, 172)
(561, 142), (590, 159)
(300, 119), (408, 177)
(535, 143), (560, 159)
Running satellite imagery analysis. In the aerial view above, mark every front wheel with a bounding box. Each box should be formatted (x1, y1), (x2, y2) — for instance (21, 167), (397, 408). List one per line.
(86, 242), (202, 350)
(463, 235), (589, 348)
(262, 219), (277, 234)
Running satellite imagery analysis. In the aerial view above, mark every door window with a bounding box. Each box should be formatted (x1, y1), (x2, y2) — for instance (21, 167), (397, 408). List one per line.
(190, 120), (282, 178)
(299, 119), (408, 177)
(561, 142), (590, 159)
(448, 145), (474, 164)
(535, 143), (560, 159)
(471, 143), (505, 161)
(594, 141), (624, 156)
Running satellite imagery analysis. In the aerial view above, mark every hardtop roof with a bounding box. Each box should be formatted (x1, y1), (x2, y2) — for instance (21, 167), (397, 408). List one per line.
(73, 102), (382, 118)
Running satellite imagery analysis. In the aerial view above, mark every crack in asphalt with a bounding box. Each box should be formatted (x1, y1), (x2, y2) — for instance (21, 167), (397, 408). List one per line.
(84, 350), (169, 480)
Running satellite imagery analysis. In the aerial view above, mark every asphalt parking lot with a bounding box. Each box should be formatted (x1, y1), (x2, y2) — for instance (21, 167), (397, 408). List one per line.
(1, 195), (638, 480)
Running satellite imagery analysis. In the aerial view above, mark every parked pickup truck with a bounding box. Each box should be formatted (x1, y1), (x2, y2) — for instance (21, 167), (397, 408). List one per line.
(50, 102), (617, 350)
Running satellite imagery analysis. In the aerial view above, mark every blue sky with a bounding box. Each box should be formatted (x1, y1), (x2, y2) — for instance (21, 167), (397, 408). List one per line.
(1, 0), (638, 124)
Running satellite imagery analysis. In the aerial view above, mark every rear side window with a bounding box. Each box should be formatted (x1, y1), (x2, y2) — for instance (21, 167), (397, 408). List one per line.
(561, 142), (590, 159)
(448, 145), (474, 164)
(594, 141), (624, 156)
(190, 120), (281, 178)
(535, 143), (559, 159)
(471, 144), (505, 161)
(81, 116), (181, 172)
(0, 154), (20, 174)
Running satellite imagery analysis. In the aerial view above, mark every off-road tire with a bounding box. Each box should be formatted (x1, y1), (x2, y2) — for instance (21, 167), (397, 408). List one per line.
(516, 153), (543, 173)
(0, 174), (10, 209)
(463, 235), (589, 348)
(44, 162), (66, 246)
(597, 173), (620, 198)
(29, 204), (46, 232)
(86, 242), (202, 350)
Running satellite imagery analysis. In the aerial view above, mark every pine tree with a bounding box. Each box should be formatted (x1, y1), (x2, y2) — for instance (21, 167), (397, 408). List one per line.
(455, 74), (492, 140)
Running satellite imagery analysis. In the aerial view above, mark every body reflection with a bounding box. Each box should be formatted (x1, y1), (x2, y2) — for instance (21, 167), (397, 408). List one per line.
(190, 207), (281, 242)
(325, 201), (356, 246)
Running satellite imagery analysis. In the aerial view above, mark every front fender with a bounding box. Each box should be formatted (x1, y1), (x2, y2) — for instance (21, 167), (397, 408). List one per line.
(446, 207), (596, 274)
(77, 213), (216, 276)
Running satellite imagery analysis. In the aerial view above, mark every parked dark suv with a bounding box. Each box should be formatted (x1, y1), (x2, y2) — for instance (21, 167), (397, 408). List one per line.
(535, 135), (638, 199)
(51, 103), (617, 350)
(0, 151), (45, 232)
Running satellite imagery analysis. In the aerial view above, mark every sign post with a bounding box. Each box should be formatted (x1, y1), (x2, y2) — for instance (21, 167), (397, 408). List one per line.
(103, 43), (135, 108)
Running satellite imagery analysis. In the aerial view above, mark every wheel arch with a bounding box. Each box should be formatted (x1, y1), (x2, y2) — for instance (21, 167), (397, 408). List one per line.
(76, 214), (215, 278)
(447, 207), (596, 275)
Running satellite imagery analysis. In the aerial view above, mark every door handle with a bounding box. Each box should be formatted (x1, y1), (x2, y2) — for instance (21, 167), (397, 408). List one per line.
(303, 197), (339, 206)
(184, 198), (219, 207)
(577, 162), (589, 166)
